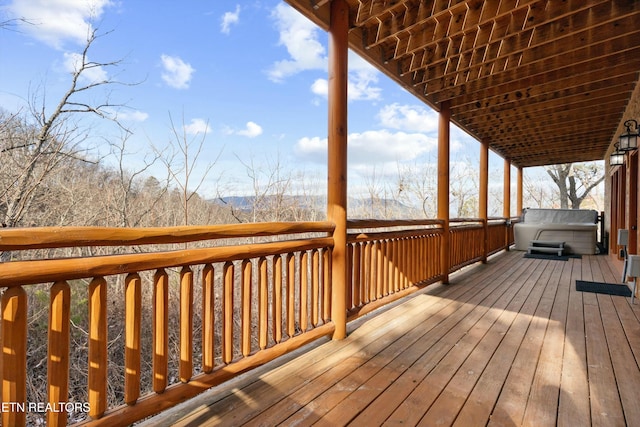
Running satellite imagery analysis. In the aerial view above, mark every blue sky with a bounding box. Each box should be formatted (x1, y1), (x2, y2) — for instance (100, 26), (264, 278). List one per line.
(1, 0), (523, 203)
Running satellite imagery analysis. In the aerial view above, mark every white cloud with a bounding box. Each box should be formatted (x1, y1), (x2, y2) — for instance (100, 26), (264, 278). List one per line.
(269, 5), (383, 100)
(295, 130), (436, 166)
(221, 5), (240, 34)
(63, 52), (107, 84)
(377, 103), (439, 133)
(224, 122), (263, 138)
(309, 52), (382, 102)
(184, 118), (211, 135)
(267, 3), (327, 82)
(347, 54), (382, 101)
(160, 54), (194, 89)
(115, 110), (149, 122)
(310, 79), (328, 97)
(8, 0), (112, 48)
(237, 121), (263, 138)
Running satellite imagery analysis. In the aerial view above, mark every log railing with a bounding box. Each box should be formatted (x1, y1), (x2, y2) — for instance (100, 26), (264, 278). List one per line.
(345, 217), (515, 319)
(346, 219), (444, 318)
(0, 217), (515, 426)
(0, 222), (335, 426)
(449, 219), (485, 272)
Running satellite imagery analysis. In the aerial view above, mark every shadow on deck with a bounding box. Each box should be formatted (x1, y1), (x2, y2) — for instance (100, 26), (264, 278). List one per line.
(142, 250), (640, 426)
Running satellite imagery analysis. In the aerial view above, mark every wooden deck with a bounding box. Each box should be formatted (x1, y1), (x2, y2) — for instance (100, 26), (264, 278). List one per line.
(142, 250), (640, 426)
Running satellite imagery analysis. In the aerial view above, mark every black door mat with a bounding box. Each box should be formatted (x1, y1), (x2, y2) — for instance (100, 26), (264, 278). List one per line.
(524, 253), (581, 261)
(576, 280), (632, 297)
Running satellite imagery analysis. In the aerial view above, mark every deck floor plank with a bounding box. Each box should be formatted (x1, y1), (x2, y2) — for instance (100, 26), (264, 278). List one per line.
(285, 254), (530, 426)
(454, 259), (562, 427)
(141, 252), (640, 427)
(379, 258), (539, 426)
(251, 254), (524, 426)
(417, 259), (552, 426)
(598, 291), (640, 424)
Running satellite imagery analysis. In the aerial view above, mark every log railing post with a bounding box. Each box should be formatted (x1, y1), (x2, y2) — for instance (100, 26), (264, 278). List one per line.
(480, 138), (489, 263)
(517, 166), (523, 217)
(438, 101), (451, 283)
(328, 0), (349, 339)
(504, 159), (512, 250)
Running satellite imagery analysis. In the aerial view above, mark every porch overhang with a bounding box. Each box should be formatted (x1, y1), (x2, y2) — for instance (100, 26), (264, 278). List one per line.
(285, 0), (640, 168)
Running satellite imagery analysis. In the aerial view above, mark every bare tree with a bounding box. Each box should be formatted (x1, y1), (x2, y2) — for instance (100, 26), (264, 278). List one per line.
(235, 152), (293, 223)
(158, 113), (220, 226)
(546, 162), (604, 209)
(108, 133), (169, 227)
(450, 157), (479, 218)
(396, 159), (437, 218)
(523, 172), (557, 209)
(0, 28), (133, 228)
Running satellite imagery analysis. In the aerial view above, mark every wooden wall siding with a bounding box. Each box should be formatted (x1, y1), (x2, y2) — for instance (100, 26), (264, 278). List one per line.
(285, 0), (640, 168)
(0, 219), (515, 426)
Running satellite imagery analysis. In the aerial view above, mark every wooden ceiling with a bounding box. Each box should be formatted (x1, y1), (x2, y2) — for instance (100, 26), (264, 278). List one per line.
(284, 0), (640, 168)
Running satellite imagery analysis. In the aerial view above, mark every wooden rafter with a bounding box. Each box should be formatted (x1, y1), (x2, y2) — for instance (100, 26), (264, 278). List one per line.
(285, 0), (640, 168)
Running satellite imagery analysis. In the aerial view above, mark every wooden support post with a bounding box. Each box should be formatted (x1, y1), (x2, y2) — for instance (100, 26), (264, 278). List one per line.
(328, 0), (348, 340)
(438, 101), (451, 283)
(480, 138), (489, 263)
(504, 159), (511, 218)
(517, 166), (523, 217)
(504, 159), (512, 250)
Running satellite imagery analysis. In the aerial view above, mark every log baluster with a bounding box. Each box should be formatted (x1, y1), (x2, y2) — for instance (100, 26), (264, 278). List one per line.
(153, 269), (168, 392)
(47, 281), (70, 427)
(88, 277), (107, 418)
(222, 262), (234, 364)
(124, 273), (141, 405)
(258, 257), (268, 350)
(311, 250), (319, 327)
(286, 253), (295, 337)
(241, 260), (252, 357)
(299, 251), (309, 333)
(272, 255), (283, 344)
(323, 248), (331, 322)
(202, 264), (215, 373)
(180, 266), (193, 383)
(1, 286), (27, 427)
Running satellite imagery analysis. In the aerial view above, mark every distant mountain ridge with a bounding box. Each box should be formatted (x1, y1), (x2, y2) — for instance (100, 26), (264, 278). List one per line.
(213, 195), (418, 217)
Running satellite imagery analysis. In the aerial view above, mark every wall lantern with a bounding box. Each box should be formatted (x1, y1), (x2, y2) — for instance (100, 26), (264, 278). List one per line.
(618, 119), (639, 151)
(609, 142), (625, 167)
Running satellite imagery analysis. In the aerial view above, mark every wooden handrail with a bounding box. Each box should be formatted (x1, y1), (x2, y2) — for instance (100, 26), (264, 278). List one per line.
(0, 221), (335, 251)
(347, 218), (444, 228)
(0, 237), (334, 287)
